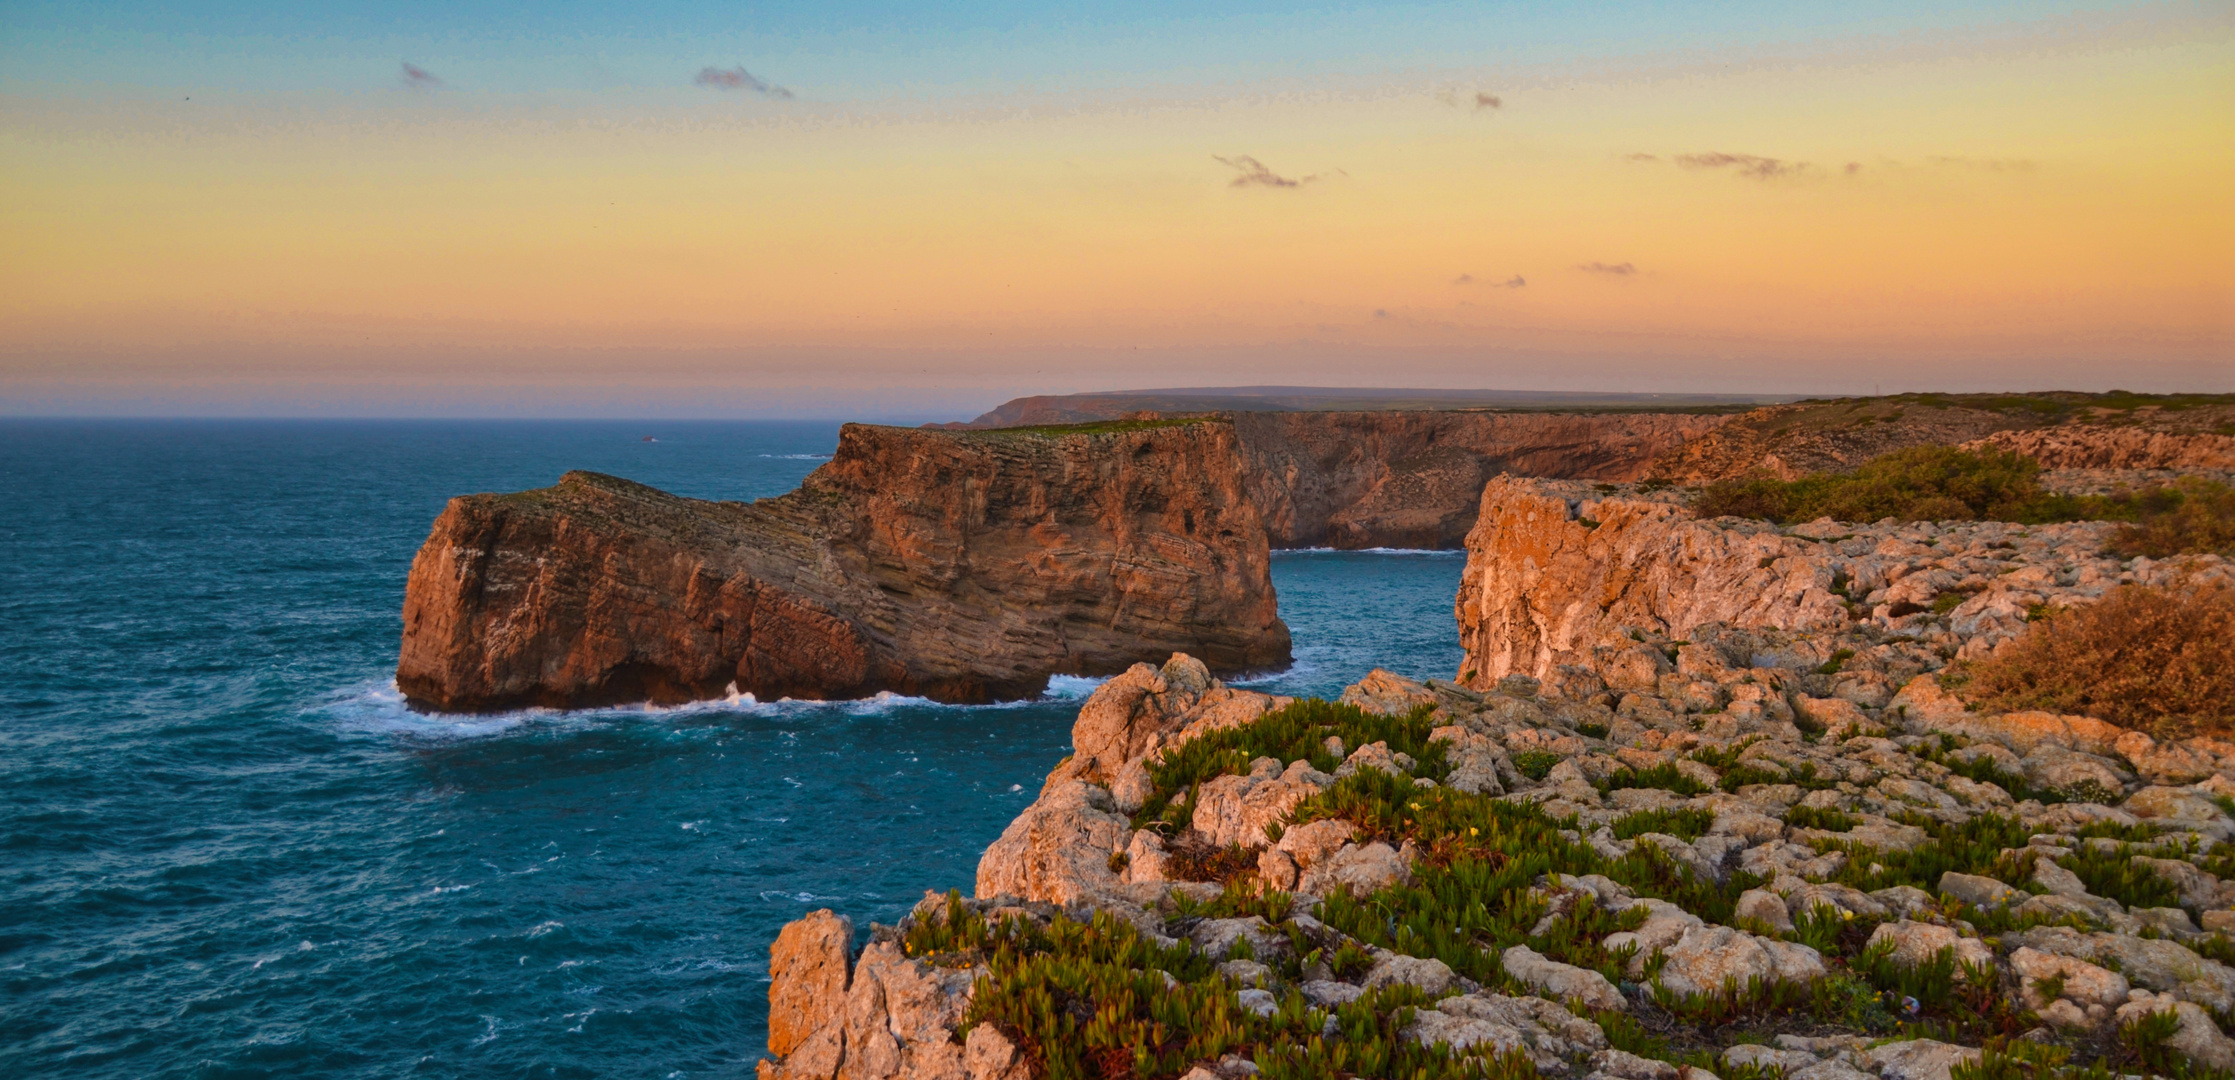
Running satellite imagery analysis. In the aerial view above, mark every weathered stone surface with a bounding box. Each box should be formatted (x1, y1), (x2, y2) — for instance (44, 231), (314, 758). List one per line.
(1655, 925), (1825, 998)
(2012, 926), (2235, 1012)
(769, 911), (855, 1061)
(1502, 945), (1627, 1011)
(1866, 921), (1995, 971)
(1937, 872), (2022, 910)
(399, 421), (1291, 710)
(1191, 757), (1327, 847)
(1363, 951), (1459, 995)
(1405, 993), (1609, 1068)
(1298, 840), (1411, 897)
(1863, 1039), (1983, 1080)
(2116, 993), (2235, 1072)
(1966, 428), (2235, 471)
(2011, 947), (2130, 1011)
(1341, 669), (1440, 716)
(975, 780), (1130, 905)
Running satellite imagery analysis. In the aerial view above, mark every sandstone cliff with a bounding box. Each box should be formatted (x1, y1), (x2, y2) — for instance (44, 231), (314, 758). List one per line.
(397, 420), (1290, 711)
(1453, 475), (2229, 691)
(1964, 428), (2235, 470)
(1223, 410), (1726, 548)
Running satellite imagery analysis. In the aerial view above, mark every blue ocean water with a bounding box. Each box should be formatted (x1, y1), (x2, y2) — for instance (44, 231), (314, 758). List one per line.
(0, 420), (1463, 1079)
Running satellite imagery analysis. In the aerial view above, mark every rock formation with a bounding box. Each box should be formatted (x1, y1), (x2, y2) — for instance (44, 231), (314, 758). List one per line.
(1453, 474), (2229, 689)
(1964, 428), (2235, 470)
(397, 420), (1290, 711)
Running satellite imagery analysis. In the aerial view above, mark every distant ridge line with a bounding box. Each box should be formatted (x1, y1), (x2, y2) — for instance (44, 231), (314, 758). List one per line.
(954, 386), (1796, 428)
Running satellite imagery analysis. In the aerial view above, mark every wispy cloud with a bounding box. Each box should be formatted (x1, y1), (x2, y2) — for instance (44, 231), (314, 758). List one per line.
(1672, 152), (1805, 180)
(1928, 155), (2036, 173)
(400, 62), (442, 89)
(695, 66), (795, 99)
(1623, 153), (1660, 163)
(1436, 89), (1504, 112)
(1214, 155), (1320, 188)
(1576, 262), (1637, 276)
(1456, 273), (1526, 288)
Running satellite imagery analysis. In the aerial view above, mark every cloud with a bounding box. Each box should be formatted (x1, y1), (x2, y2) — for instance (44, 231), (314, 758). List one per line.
(1214, 155), (1319, 188)
(1576, 262), (1637, 275)
(1672, 152), (1806, 180)
(695, 66), (795, 99)
(1373, 308), (1391, 318)
(1928, 156), (2036, 173)
(1623, 153), (1660, 163)
(1846, 161), (1863, 175)
(400, 62), (442, 88)
(1473, 92), (1502, 111)
(1457, 273), (1527, 288)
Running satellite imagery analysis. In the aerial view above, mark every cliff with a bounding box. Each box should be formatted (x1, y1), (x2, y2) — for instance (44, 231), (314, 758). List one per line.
(396, 419), (1290, 711)
(1225, 410), (1726, 549)
(1451, 474), (2230, 691)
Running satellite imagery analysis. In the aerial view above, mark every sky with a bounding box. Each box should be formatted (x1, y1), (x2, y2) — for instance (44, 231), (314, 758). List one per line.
(1, 0), (2230, 418)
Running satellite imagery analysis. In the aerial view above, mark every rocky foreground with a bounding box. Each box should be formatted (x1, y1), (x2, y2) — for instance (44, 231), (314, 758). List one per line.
(757, 475), (2235, 1080)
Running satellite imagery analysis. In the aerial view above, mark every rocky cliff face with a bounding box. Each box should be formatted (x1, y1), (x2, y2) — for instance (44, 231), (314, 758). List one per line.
(1453, 475), (2228, 691)
(1224, 411), (1727, 549)
(397, 420), (1290, 711)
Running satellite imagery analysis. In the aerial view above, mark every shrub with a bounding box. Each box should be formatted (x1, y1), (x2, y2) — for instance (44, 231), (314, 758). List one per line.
(2103, 477), (2235, 558)
(1599, 762), (1711, 797)
(1511, 751), (1562, 781)
(1692, 446), (2068, 524)
(1958, 581), (2235, 738)
(1130, 698), (1447, 831)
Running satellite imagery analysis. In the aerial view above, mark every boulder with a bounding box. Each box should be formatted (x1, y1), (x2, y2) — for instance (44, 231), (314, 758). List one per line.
(1655, 925), (1824, 998)
(1502, 945), (1627, 1011)
(975, 780), (1130, 904)
(1342, 669), (1440, 716)
(1407, 993), (1610, 1069)
(1937, 872), (2022, 910)
(1298, 841), (1411, 897)
(1363, 951), (1459, 996)
(1865, 921), (1994, 971)
(2010, 947), (2130, 1011)
(1863, 1040), (1982, 1080)
(2116, 993), (2235, 1072)
(766, 911), (855, 1074)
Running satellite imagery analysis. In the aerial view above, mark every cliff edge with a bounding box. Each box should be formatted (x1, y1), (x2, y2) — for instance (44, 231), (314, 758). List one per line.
(397, 419), (1291, 711)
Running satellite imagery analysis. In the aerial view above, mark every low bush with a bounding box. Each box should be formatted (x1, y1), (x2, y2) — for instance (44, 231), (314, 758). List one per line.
(1611, 807), (1716, 842)
(1957, 581), (2235, 738)
(1692, 446), (2235, 549)
(1691, 446), (2067, 524)
(1130, 698), (1447, 831)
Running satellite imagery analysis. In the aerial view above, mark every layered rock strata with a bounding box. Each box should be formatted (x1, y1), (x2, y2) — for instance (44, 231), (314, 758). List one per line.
(397, 420), (1290, 711)
(1454, 475), (2230, 688)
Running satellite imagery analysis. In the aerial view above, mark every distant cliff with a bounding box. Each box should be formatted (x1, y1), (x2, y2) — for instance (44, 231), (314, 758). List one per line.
(1226, 411), (1727, 549)
(397, 420), (1291, 711)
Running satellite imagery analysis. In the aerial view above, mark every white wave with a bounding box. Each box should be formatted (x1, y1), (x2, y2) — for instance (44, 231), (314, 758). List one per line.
(319, 667), (1105, 743)
(757, 453), (833, 460)
(526, 920), (564, 938)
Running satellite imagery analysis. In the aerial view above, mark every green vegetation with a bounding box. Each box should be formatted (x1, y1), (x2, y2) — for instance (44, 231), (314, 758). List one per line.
(1690, 446), (2235, 552)
(1599, 762), (1712, 797)
(1510, 751), (1562, 781)
(1611, 807), (1716, 842)
(1782, 805), (1858, 832)
(1130, 698), (1447, 833)
(1958, 581), (2235, 739)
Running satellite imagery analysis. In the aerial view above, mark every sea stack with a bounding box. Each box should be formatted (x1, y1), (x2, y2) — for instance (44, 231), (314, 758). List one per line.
(396, 419), (1291, 711)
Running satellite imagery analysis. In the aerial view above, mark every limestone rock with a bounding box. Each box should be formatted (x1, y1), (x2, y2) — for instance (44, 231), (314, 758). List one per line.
(399, 422), (1291, 710)
(1863, 1039), (1982, 1080)
(1192, 757), (1326, 847)
(766, 911), (855, 1074)
(975, 780), (1130, 904)
(1406, 993), (1609, 1068)
(1866, 920), (1993, 971)
(1364, 951), (1459, 996)
(1501, 945), (1627, 1011)
(1937, 872), (2022, 910)
(1342, 669), (1439, 716)
(1654, 925), (1825, 998)
(2011, 947), (2130, 1011)
(1298, 841), (1411, 897)
(2116, 993), (2235, 1072)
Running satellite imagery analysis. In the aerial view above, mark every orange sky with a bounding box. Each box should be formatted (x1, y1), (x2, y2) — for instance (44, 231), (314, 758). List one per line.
(2, 2), (2230, 415)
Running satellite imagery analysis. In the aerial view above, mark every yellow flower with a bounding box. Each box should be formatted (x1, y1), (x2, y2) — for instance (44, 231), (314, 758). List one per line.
(1470, 827), (1479, 837)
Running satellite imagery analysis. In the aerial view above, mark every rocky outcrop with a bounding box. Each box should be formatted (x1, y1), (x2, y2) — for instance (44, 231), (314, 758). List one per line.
(1454, 475), (2230, 688)
(1964, 428), (2235, 471)
(397, 420), (1289, 711)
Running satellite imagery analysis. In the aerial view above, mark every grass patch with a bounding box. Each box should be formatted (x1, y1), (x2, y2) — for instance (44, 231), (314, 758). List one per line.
(1511, 751), (1563, 781)
(1815, 812), (2037, 894)
(1691, 445), (2235, 545)
(1130, 698), (1446, 833)
(1783, 805), (1859, 832)
(1600, 762), (1712, 797)
(1612, 807), (1716, 842)
(1957, 581), (2235, 739)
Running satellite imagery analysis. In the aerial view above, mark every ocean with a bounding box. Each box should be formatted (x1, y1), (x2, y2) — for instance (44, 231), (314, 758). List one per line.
(0, 419), (1464, 1079)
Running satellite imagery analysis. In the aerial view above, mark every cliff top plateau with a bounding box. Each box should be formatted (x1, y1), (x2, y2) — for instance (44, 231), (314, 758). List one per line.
(952, 386), (1791, 429)
(757, 464), (2235, 1080)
